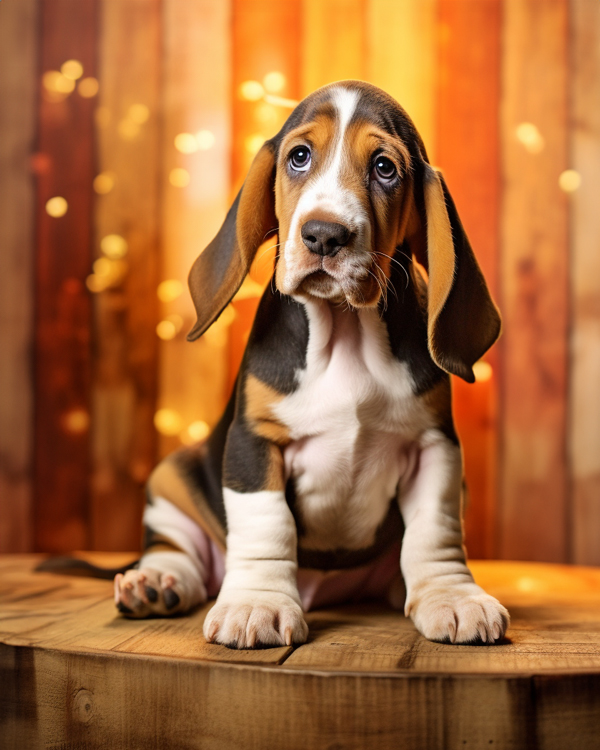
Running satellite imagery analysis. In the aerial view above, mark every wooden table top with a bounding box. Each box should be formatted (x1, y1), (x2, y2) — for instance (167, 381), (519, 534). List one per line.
(1, 554), (600, 676)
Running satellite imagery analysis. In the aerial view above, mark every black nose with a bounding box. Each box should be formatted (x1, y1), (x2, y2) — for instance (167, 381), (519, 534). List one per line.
(301, 220), (351, 257)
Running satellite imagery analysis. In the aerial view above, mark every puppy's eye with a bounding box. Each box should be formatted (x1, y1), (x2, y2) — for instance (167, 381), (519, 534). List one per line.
(373, 156), (397, 181)
(289, 146), (311, 172)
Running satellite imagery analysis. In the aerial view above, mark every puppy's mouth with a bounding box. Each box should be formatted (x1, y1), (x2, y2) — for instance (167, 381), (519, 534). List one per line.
(299, 268), (343, 299)
(296, 262), (382, 307)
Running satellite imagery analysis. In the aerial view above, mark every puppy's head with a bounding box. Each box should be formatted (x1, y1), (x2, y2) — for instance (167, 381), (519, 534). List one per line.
(188, 81), (500, 383)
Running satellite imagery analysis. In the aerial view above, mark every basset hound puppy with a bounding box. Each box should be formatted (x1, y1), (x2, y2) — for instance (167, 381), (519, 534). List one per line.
(114, 80), (509, 648)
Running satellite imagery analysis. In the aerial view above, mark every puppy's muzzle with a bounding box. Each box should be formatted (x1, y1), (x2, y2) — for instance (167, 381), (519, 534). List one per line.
(301, 220), (352, 258)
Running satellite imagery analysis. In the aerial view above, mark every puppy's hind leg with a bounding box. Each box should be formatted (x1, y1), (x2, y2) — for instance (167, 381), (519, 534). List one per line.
(115, 496), (216, 618)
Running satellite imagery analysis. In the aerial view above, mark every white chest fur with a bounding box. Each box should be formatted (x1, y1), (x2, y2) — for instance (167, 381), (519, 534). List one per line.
(275, 300), (434, 551)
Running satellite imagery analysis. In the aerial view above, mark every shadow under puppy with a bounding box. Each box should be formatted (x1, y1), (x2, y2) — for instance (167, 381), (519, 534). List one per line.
(114, 80), (509, 648)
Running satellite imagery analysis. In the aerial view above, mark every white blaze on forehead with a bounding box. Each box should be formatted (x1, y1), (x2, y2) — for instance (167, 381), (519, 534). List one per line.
(283, 86), (367, 283)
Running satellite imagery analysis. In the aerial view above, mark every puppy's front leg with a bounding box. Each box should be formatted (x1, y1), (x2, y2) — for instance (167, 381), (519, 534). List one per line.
(203, 421), (307, 649)
(399, 430), (509, 644)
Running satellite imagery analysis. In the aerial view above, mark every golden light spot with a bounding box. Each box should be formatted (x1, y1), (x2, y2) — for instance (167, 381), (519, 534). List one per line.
(156, 320), (177, 340)
(239, 80), (264, 101)
(45, 196), (68, 218)
(100, 234), (128, 259)
(43, 70), (75, 94)
(196, 130), (216, 150)
(187, 420), (210, 442)
(154, 408), (183, 436)
(157, 279), (183, 302)
(93, 171), (116, 194)
(255, 102), (278, 126)
(61, 59), (84, 81)
(62, 408), (90, 434)
(174, 133), (198, 154)
(245, 133), (265, 155)
(515, 577), (543, 593)
(78, 77), (99, 98)
(95, 106), (110, 128)
(473, 361), (493, 383)
(93, 257), (113, 277)
(558, 169), (582, 193)
(129, 103), (150, 124)
(263, 71), (286, 94)
(165, 314), (183, 332)
(118, 118), (140, 141)
(515, 122), (545, 154)
(169, 168), (190, 187)
(86, 274), (108, 293)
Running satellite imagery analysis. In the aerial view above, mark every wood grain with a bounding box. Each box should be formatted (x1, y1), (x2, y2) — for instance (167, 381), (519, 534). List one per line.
(34, 0), (98, 552)
(2, 556), (600, 749)
(0, 0), (37, 552)
(90, 0), (162, 551)
(498, 0), (569, 561)
(158, 0), (232, 458)
(569, 0), (600, 565)
(436, 0), (502, 559)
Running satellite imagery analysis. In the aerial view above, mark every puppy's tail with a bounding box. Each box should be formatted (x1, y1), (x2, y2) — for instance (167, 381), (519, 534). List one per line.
(35, 556), (139, 580)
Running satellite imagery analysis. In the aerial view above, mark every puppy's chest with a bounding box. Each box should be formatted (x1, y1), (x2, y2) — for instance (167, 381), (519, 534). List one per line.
(272, 308), (428, 550)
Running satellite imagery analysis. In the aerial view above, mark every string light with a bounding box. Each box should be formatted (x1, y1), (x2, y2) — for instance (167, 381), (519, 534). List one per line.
(515, 122), (545, 154)
(473, 361), (493, 383)
(154, 408), (183, 436)
(558, 169), (581, 193)
(78, 77), (99, 98)
(174, 133), (198, 154)
(157, 279), (183, 302)
(263, 71), (286, 94)
(62, 408), (90, 434)
(61, 59), (84, 81)
(93, 172), (116, 194)
(169, 168), (190, 187)
(239, 80), (264, 101)
(45, 196), (68, 217)
(196, 130), (216, 150)
(129, 104), (150, 124)
(100, 234), (128, 259)
(245, 134), (264, 155)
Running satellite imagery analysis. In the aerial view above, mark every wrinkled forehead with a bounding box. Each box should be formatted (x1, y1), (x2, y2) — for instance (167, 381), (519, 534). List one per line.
(272, 81), (426, 163)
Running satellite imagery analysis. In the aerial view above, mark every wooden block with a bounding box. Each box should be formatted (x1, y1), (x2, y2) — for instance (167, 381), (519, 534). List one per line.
(0, 0), (37, 553)
(498, 0), (569, 561)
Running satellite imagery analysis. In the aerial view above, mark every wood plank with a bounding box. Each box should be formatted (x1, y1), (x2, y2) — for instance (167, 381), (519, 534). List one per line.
(34, 0), (99, 552)
(498, 0), (569, 561)
(301, 0), (367, 97)
(157, 0), (232, 458)
(0, 1), (37, 552)
(89, 0), (162, 551)
(366, 0), (437, 161)
(435, 0), (502, 559)
(569, 0), (600, 565)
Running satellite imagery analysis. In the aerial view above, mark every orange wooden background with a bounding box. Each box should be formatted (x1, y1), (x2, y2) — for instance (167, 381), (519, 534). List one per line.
(1, 0), (598, 565)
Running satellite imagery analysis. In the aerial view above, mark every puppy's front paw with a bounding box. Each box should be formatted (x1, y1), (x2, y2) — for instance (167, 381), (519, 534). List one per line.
(408, 584), (509, 644)
(203, 591), (308, 649)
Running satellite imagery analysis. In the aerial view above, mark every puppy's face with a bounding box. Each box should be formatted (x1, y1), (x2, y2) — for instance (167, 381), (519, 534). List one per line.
(273, 86), (414, 308)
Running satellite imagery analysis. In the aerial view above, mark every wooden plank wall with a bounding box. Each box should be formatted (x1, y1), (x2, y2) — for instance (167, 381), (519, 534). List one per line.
(34, 0), (98, 552)
(2, 0), (599, 565)
(0, 0), (38, 552)
(498, 0), (569, 561)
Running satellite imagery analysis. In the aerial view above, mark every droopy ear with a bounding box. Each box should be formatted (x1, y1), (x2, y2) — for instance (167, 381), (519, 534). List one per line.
(187, 142), (277, 341)
(407, 165), (501, 383)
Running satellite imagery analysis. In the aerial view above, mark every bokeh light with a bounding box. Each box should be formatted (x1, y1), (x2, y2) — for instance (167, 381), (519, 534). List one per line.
(93, 172), (116, 194)
(156, 320), (177, 340)
(244, 134), (264, 155)
(558, 169), (582, 193)
(157, 279), (183, 302)
(129, 103), (150, 124)
(61, 59), (84, 81)
(196, 130), (216, 150)
(174, 133), (198, 154)
(78, 77), (99, 98)
(154, 408), (183, 436)
(45, 196), (68, 217)
(515, 122), (545, 154)
(61, 408), (90, 434)
(100, 234), (128, 259)
(239, 80), (264, 101)
(473, 361), (493, 383)
(43, 70), (75, 94)
(169, 168), (190, 187)
(263, 71), (286, 93)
